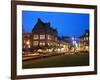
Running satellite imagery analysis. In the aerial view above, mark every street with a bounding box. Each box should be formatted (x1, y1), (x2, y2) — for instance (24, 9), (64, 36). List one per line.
(22, 53), (89, 69)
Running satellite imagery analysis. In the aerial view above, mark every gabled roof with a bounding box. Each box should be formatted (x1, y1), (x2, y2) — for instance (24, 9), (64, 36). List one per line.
(32, 18), (58, 34)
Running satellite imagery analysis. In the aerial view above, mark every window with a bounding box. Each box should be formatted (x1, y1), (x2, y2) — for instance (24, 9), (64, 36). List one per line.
(48, 35), (51, 40)
(40, 42), (45, 46)
(33, 35), (38, 39)
(47, 42), (53, 46)
(48, 43), (51, 46)
(60, 44), (63, 47)
(34, 41), (38, 46)
(26, 40), (30, 45)
(28, 45), (30, 48)
(86, 37), (88, 40)
(40, 35), (45, 39)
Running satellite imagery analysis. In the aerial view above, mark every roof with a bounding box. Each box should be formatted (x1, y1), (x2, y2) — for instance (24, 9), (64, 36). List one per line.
(79, 29), (89, 38)
(32, 18), (58, 34)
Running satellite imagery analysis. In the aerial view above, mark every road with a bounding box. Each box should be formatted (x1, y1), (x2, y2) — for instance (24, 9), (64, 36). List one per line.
(22, 53), (89, 69)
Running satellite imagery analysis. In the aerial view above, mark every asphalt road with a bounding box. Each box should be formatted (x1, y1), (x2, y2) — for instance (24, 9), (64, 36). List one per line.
(22, 53), (89, 69)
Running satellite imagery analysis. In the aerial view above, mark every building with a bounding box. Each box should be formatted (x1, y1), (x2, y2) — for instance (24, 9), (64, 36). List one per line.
(23, 18), (70, 53)
(22, 32), (32, 51)
(71, 36), (78, 52)
(78, 30), (89, 52)
(61, 36), (70, 52)
(32, 18), (58, 52)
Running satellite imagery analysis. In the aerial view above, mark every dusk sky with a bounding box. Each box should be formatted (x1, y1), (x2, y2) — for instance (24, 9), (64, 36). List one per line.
(22, 11), (89, 38)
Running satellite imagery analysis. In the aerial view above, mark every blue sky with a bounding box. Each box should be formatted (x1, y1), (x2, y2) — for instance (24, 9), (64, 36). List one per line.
(22, 11), (89, 38)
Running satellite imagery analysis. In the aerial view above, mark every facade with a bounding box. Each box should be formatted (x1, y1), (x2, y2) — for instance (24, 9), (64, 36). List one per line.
(78, 30), (89, 52)
(71, 36), (78, 52)
(61, 36), (70, 52)
(32, 18), (58, 52)
(22, 32), (32, 51)
(23, 18), (70, 53)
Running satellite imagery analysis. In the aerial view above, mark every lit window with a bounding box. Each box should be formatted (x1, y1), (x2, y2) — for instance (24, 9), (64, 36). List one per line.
(40, 42), (45, 46)
(86, 37), (88, 40)
(34, 41), (38, 46)
(28, 45), (30, 48)
(48, 42), (52, 46)
(48, 35), (51, 40)
(33, 35), (38, 39)
(48, 43), (50, 46)
(48, 42), (53, 46)
(40, 35), (45, 39)
(26, 40), (30, 45)
(60, 43), (63, 47)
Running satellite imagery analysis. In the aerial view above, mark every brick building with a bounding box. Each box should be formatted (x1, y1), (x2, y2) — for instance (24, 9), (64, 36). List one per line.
(23, 18), (70, 53)
(78, 30), (89, 52)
